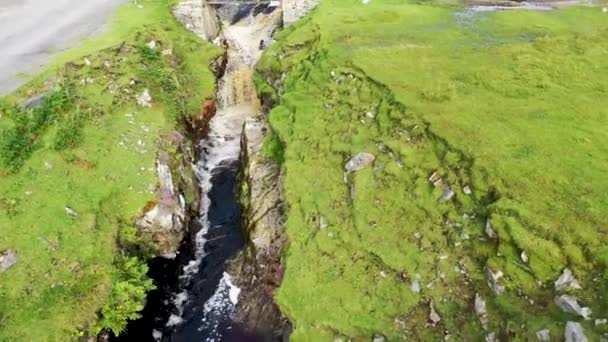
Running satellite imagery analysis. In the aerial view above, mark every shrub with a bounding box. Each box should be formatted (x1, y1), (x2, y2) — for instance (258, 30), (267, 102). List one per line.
(93, 255), (155, 336)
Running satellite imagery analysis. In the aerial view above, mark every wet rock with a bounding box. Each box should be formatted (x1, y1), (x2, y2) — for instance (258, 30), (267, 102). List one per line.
(555, 268), (582, 291)
(564, 321), (587, 342)
(0, 250), (17, 272)
(555, 295), (592, 320)
(429, 301), (441, 326)
(475, 293), (488, 327)
(486, 267), (505, 295)
(536, 329), (550, 341)
(485, 218), (497, 239)
(137, 88), (152, 107)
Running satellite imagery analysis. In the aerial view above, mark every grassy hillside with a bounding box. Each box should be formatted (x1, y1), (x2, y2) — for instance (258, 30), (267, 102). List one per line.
(0, 1), (219, 340)
(257, 1), (608, 340)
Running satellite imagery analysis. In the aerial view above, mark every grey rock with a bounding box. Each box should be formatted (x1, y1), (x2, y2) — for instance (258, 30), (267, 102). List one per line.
(373, 335), (385, 342)
(555, 295), (592, 320)
(20, 94), (46, 109)
(463, 185), (472, 195)
(429, 301), (441, 325)
(521, 251), (529, 263)
(564, 321), (587, 342)
(486, 267), (505, 295)
(438, 187), (455, 202)
(137, 88), (152, 107)
(485, 218), (497, 239)
(411, 273), (422, 293)
(345, 152), (375, 172)
(555, 268), (582, 291)
(485, 332), (498, 342)
(536, 329), (550, 341)
(429, 171), (444, 188)
(475, 293), (488, 327)
(596, 318), (608, 326)
(0, 250), (17, 272)
(65, 207), (78, 217)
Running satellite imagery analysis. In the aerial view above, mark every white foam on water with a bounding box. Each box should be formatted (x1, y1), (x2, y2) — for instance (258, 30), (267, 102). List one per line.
(197, 272), (241, 340)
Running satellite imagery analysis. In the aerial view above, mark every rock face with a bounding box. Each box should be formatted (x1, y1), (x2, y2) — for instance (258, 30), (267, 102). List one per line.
(136, 160), (186, 258)
(283, 0), (320, 25)
(227, 114), (291, 340)
(173, 0), (219, 41)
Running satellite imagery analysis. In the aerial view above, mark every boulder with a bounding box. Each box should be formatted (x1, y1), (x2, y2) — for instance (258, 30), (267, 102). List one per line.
(345, 152), (376, 173)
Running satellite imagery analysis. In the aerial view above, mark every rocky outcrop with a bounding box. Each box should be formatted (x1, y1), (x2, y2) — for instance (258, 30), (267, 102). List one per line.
(173, 0), (219, 41)
(136, 160), (186, 258)
(226, 114), (291, 340)
(282, 0), (320, 25)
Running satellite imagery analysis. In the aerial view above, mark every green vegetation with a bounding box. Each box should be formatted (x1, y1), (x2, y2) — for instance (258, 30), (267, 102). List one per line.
(258, 1), (608, 340)
(0, 1), (220, 340)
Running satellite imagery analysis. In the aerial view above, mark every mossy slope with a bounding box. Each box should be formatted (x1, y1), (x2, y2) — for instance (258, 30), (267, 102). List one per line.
(0, 1), (220, 340)
(257, 1), (608, 340)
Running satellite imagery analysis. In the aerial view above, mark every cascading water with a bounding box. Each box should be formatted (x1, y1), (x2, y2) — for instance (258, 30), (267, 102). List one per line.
(117, 6), (282, 342)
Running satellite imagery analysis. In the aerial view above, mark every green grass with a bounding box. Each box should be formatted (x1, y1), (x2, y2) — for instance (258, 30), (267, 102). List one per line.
(257, 1), (608, 340)
(0, 1), (220, 340)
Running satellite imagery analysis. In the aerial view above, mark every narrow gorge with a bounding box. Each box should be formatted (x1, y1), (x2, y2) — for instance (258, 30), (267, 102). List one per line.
(118, 4), (291, 341)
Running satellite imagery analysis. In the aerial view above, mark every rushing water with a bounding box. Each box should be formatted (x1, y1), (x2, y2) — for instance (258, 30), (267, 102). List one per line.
(117, 6), (281, 342)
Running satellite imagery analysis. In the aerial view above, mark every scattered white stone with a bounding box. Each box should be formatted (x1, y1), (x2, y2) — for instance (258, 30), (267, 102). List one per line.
(84, 58), (91, 66)
(380, 271), (387, 278)
(65, 207), (78, 217)
(365, 111), (375, 119)
(411, 274), (422, 293)
(463, 185), (472, 195)
(362, 0), (370, 4)
(485, 218), (497, 239)
(521, 251), (529, 263)
(429, 301), (441, 325)
(103, 60), (112, 68)
(147, 40), (157, 49)
(555, 268), (582, 291)
(555, 295), (592, 320)
(596, 318), (608, 326)
(137, 88), (153, 107)
(603, 7), (608, 13)
(485, 332), (498, 342)
(564, 321), (587, 342)
(536, 329), (550, 341)
(429, 171), (444, 187)
(414, 232), (422, 239)
(162, 48), (173, 56)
